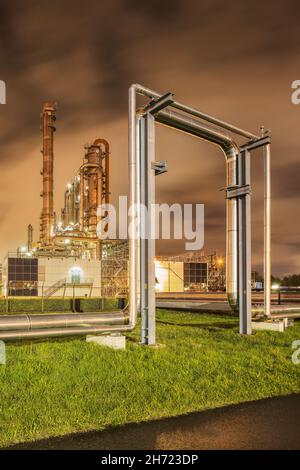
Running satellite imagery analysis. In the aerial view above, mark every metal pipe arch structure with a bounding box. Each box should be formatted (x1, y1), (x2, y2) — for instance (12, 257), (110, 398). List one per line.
(128, 84), (271, 341)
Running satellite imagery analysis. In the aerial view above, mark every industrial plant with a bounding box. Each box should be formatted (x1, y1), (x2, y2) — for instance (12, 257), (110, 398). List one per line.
(0, 99), (225, 302)
(1, 1), (299, 454)
(1, 102), (109, 298)
(0, 83), (275, 343)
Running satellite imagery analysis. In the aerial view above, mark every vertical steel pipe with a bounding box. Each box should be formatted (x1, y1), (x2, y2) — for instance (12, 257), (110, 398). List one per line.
(140, 113), (156, 344)
(264, 143), (271, 318)
(128, 85), (138, 327)
(135, 114), (142, 314)
(225, 148), (239, 311)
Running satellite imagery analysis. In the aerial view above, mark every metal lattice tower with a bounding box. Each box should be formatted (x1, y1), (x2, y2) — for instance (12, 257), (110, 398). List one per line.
(101, 240), (129, 298)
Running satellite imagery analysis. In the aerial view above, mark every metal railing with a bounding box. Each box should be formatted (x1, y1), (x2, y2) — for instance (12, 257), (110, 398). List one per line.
(44, 278), (67, 297)
(272, 286), (300, 305)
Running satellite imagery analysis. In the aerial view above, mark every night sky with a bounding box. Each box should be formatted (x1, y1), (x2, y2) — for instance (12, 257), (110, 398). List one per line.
(0, 0), (300, 276)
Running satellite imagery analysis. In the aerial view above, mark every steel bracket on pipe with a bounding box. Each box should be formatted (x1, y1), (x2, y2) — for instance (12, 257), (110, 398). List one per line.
(152, 160), (168, 176)
(226, 184), (251, 199)
(241, 135), (271, 152)
(143, 92), (174, 116)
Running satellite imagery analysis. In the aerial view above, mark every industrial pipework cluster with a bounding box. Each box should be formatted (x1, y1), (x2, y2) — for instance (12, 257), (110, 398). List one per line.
(37, 102), (110, 259)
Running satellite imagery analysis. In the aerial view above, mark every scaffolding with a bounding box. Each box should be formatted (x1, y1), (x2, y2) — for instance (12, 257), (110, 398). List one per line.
(100, 240), (129, 298)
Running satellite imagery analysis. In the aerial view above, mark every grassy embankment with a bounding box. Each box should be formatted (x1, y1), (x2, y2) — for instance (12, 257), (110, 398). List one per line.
(0, 298), (119, 313)
(0, 309), (299, 447)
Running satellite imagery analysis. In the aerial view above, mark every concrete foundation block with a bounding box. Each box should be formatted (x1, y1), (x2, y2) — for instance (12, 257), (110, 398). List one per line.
(251, 320), (285, 332)
(283, 317), (294, 328)
(86, 334), (126, 350)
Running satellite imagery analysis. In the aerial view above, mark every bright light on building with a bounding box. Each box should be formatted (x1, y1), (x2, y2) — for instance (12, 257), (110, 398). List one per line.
(272, 284), (280, 290)
(20, 246), (27, 253)
(217, 257), (224, 266)
(70, 266), (82, 283)
(64, 239), (70, 244)
(70, 266), (81, 272)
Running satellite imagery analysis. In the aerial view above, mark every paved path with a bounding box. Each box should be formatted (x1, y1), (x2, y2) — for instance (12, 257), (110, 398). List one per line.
(9, 394), (300, 450)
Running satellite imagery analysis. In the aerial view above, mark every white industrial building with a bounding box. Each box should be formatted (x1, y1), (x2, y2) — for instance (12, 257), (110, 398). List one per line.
(37, 258), (101, 297)
(2, 251), (219, 298)
(2, 254), (101, 298)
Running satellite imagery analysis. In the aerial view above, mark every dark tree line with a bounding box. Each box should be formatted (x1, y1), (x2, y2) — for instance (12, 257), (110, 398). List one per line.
(253, 271), (300, 287)
(280, 274), (300, 287)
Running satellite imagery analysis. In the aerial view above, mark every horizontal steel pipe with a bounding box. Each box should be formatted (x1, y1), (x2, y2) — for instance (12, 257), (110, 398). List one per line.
(0, 312), (128, 331)
(132, 83), (258, 140)
(0, 323), (133, 342)
(156, 108), (235, 147)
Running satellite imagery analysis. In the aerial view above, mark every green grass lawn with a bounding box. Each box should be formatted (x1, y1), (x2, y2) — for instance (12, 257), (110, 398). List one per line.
(0, 309), (300, 447)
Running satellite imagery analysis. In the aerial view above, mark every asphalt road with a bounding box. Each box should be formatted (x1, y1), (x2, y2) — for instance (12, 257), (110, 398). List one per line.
(8, 394), (300, 450)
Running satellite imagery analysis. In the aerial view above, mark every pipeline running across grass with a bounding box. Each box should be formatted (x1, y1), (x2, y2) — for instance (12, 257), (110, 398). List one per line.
(0, 309), (299, 447)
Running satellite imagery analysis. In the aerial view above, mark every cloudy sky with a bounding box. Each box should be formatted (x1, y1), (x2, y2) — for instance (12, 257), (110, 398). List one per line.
(0, 0), (299, 276)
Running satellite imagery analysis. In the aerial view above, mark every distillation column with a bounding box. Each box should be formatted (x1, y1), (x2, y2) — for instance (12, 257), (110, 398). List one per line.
(27, 224), (33, 252)
(78, 139), (110, 235)
(85, 142), (101, 235)
(39, 102), (57, 245)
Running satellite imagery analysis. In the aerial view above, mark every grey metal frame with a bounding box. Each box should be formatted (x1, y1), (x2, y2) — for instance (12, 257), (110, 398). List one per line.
(140, 113), (156, 345)
(133, 84), (271, 343)
(226, 149), (252, 334)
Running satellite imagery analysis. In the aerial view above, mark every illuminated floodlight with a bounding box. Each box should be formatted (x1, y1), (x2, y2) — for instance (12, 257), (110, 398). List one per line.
(272, 284), (280, 290)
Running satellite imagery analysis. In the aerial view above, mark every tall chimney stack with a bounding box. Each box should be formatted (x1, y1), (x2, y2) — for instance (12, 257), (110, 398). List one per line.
(40, 102), (57, 244)
(27, 224), (33, 252)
